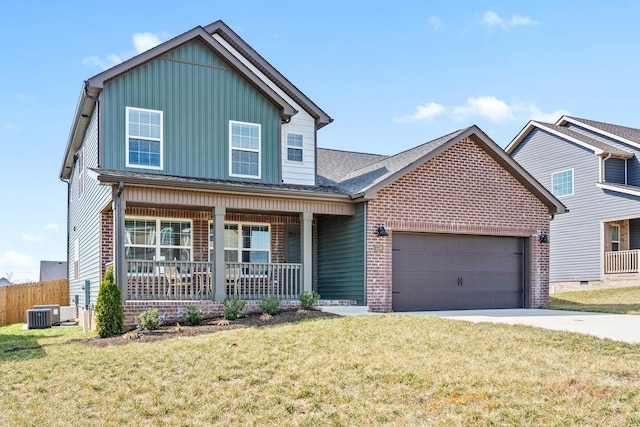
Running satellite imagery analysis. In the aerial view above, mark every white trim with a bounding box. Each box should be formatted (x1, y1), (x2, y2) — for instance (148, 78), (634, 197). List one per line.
(551, 168), (574, 197)
(557, 116), (640, 150)
(125, 106), (163, 170)
(229, 120), (262, 179)
(124, 216), (192, 261)
(77, 147), (85, 199)
(596, 182), (640, 197)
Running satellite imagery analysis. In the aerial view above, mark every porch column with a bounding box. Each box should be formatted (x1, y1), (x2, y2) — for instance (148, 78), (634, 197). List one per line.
(113, 186), (127, 302)
(300, 211), (313, 293)
(213, 206), (226, 301)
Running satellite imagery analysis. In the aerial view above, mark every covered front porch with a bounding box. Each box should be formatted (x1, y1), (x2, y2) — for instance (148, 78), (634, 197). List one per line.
(603, 218), (640, 277)
(101, 181), (355, 303)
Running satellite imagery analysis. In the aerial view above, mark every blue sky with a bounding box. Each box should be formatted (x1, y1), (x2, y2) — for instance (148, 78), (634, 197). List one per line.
(1, 1), (638, 282)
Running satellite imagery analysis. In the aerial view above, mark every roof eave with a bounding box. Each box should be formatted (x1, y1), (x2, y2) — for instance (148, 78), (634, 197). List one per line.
(60, 84), (99, 179)
(87, 26), (296, 120)
(204, 20), (332, 129)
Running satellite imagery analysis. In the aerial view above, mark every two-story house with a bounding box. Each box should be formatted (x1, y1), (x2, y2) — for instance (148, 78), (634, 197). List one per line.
(61, 20), (564, 322)
(507, 116), (640, 292)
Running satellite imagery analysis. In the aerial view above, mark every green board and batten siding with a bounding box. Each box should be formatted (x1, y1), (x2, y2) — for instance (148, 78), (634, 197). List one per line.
(102, 40), (281, 183)
(317, 203), (366, 304)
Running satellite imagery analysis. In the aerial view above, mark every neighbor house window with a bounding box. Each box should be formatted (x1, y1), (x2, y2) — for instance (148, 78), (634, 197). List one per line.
(229, 121), (261, 178)
(552, 169), (573, 197)
(287, 133), (303, 162)
(209, 222), (270, 264)
(611, 225), (620, 251)
(125, 218), (191, 261)
(126, 107), (163, 169)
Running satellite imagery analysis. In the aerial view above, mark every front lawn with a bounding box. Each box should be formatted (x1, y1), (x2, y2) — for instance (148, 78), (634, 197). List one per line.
(546, 286), (640, 315)
(1, 315), (639, 425)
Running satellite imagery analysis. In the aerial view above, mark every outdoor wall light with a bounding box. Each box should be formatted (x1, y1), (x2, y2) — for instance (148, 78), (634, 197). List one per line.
(375, 225), (388, 237)
(538, 233), (549, 243)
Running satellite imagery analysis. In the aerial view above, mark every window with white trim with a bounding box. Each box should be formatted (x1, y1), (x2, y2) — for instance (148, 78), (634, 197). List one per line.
(209, 222), (270, 264)
(229, 121), (261, 178)
(125, 218), (192, 261)
(552, 169), (573, 197)
(611, 225), (620, 252)
(287, 133), (303, 162)
(126, 107), (163, 169)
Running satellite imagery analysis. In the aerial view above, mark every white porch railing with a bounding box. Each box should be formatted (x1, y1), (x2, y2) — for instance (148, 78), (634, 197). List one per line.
(605, 250), (639, 274)
(124, 260), (301, 300)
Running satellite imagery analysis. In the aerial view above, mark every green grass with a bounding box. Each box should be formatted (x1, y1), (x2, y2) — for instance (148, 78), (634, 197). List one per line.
(1, 316), (640, 426)
(546, 286), (640, 315)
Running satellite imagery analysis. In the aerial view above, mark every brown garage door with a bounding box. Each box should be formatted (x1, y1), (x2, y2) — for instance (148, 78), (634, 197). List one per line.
(392, 233), (524, 311)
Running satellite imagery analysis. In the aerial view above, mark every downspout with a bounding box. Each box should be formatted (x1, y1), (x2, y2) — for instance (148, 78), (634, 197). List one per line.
(83, 81), (100, 168)
(600, 153), (611, 183)
(60, 177), (71, 303)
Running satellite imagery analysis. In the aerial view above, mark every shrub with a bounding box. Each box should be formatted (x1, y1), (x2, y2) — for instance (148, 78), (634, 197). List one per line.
(260, 295), (282, 316)
(95, 265), (125, 338)
(182, 306), (203, 326)
(223, 297), (247, 320)
(137, 308), (162, 331)
(299, 290), (320, 311)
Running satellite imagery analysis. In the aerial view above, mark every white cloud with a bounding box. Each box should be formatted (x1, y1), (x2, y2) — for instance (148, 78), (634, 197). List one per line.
(428, 16), (443, 29)
(43, 223), (58, 230)
(394, 102), (446, 122)
(1, 122), (22, 133)
(452, 96), (515, 122)
(396, 96), (569, 125)
(482, 11), (538, 29)
(20, 223), (60, 243)
(0, 250), (37, 282)
(83, 31), (170, 70)
(132, 32), (164, 54)
(21, 233), (41, 243)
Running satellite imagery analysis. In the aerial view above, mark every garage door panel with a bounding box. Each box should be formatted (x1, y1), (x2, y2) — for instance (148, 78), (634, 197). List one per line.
(392, 233), (524, 311)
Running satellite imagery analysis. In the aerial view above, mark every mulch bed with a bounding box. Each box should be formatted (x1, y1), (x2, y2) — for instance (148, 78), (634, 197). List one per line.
(67, 309), (339, 347)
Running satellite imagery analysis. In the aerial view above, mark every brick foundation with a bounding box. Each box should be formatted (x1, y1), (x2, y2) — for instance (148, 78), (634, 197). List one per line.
(365, 136), (551, 312)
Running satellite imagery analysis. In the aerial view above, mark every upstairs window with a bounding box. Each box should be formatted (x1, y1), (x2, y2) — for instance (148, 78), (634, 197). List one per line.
(552, 169), (573, 197)
(126, 107), (163, 169)
(230, 121), (261, 178)
(287, 133), (303, 162)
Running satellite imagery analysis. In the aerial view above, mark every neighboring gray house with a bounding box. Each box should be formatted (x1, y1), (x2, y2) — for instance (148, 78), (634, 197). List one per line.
(0, 277), (11, 286)
(39, 261), (68, 282)
(507, 116), (640, 292)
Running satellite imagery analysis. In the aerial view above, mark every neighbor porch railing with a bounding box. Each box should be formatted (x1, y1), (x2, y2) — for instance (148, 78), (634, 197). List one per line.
(605, 250), (639, 274)
(124, 260), (301, 300)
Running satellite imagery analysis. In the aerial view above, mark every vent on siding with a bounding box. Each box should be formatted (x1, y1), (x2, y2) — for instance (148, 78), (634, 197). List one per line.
(27, 309), (52, 329)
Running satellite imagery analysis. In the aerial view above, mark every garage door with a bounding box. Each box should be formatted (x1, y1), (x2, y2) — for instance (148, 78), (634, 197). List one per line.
(392, 233), (524, 311)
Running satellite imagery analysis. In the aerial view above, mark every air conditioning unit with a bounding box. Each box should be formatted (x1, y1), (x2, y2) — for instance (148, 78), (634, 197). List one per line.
(27, 309), (52, 329)
(34, 304), (61, 325)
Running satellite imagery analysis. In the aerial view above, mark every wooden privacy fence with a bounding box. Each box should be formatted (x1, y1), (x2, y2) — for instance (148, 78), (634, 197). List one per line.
(0, 279), (69, 327)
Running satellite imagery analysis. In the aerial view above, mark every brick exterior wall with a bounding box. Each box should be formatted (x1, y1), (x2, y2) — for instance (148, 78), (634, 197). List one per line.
(366, 136), (551, 312)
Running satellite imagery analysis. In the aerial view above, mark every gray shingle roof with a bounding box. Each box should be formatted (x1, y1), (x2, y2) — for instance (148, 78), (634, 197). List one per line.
(322, 128), (468, 194)
(535, 122), (633, 157)
(565, 117), (640, 144)
(316, 149), (388, 186)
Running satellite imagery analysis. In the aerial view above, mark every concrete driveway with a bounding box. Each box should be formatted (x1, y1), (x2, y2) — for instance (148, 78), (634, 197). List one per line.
(319, 306), (640, 344)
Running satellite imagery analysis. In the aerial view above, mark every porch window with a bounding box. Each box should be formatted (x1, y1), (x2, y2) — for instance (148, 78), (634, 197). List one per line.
(229, 121), (261, 178)
(612, 225), (620, 251)
(552, 169), (573, 197)
(209, 222), (270, 263)
(125, 218), (191, 261)
(287, 133), (303, 162)
(126, 107), (163, 169)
